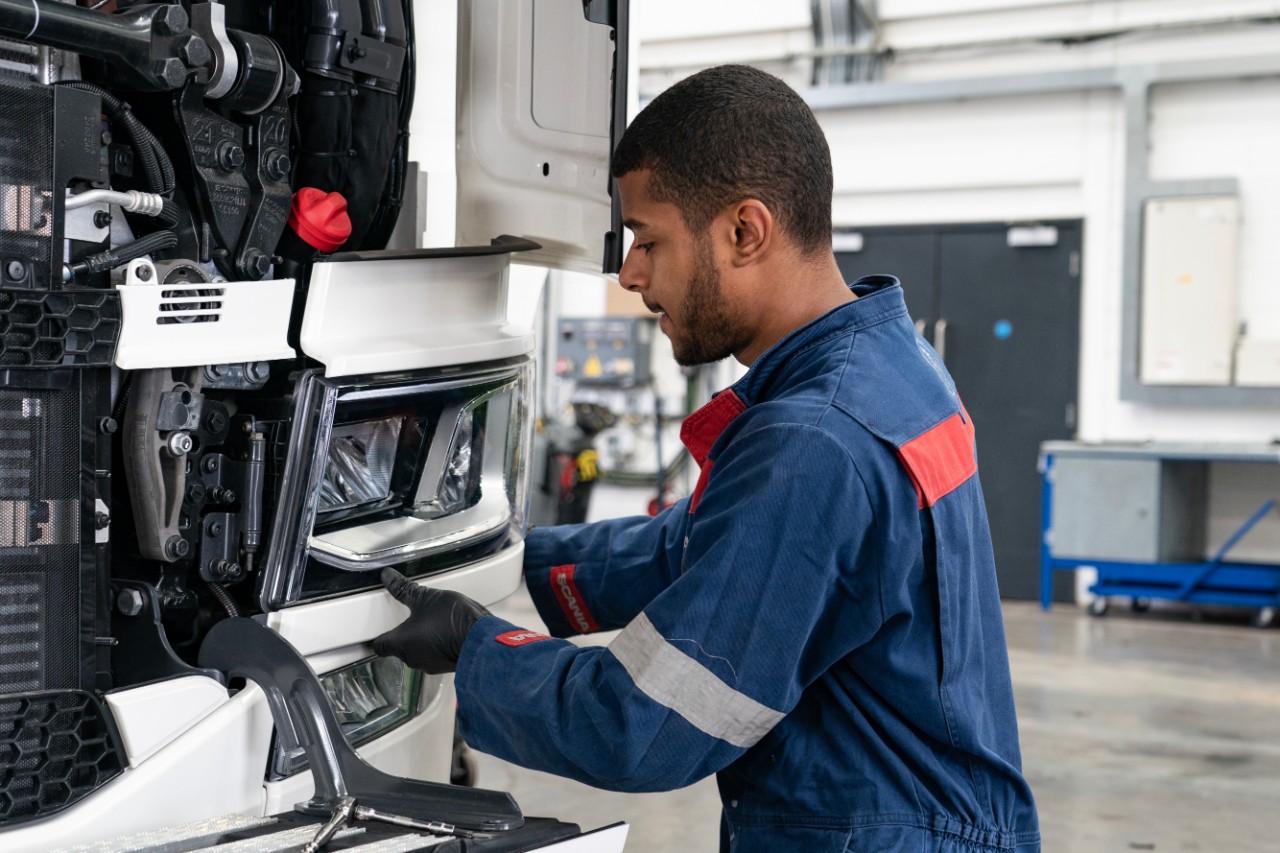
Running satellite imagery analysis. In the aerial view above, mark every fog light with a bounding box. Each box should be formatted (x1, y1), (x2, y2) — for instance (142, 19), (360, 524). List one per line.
(270, 656), (442, 778)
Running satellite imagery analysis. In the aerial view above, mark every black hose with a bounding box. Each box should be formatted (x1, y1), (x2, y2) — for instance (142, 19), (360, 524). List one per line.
(157, 198), (181, 227)
(66, 229), (178, 278)
(59, 81), (176, 196)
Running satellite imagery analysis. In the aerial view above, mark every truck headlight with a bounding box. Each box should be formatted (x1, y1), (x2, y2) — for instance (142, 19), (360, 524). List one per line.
(263, 359), (533, 606)
(270, 655), (443, 778)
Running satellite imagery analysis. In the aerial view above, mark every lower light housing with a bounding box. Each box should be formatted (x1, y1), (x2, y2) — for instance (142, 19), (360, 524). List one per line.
(270, 655), (442, 779)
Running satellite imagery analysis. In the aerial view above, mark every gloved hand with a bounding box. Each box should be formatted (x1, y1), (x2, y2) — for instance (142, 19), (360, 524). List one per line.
(372, 568), (491, 674)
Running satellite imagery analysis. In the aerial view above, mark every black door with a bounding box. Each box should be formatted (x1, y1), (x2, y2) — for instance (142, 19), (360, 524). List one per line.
(836, 222), (1082, 602)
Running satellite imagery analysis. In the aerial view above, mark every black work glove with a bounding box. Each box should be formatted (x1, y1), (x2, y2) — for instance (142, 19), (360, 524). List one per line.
(372, 568), (492, 674)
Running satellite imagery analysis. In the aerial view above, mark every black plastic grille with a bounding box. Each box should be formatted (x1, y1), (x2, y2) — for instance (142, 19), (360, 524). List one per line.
(0, 288), (122, 366)
(0, 690), (125, 826)
(0, 385), (81, 692)
(0, 76), (54, 288)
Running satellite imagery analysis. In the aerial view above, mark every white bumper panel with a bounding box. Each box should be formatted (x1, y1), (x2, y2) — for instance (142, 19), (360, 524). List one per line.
(105, 676), (230, 767)
(266, 541), (525, 658)
(0, 685), (275, 853)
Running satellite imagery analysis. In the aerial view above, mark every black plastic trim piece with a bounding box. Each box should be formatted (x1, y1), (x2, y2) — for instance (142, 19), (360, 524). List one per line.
(323, 235), (542, 263)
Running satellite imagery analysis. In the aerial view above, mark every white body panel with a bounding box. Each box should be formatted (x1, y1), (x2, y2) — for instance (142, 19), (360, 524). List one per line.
(105, 676), (230, 766)
(455, 0), (616, 274)
(114, 263), (295, 369)
(301, 254), (534, 378)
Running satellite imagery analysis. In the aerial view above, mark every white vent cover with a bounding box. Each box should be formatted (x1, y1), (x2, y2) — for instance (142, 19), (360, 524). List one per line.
(114, 259), (295, 369)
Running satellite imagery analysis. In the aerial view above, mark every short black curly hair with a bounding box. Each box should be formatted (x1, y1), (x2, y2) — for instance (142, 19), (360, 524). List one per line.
(611, 65), (833, 255)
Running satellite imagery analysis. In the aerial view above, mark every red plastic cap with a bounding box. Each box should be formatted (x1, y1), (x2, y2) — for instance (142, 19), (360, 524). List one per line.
(288, 188), (352, 253)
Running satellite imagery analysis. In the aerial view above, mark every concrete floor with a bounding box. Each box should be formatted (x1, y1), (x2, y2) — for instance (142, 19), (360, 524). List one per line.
(475, 591), (1280, 851)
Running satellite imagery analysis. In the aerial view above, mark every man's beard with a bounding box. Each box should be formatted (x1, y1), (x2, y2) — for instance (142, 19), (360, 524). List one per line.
(669, 243), (750, 366)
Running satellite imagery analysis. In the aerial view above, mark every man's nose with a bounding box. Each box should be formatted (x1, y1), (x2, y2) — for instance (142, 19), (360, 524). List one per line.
(617, 245), (647, 292)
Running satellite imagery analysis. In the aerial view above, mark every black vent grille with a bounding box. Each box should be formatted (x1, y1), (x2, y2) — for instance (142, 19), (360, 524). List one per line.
(0, 385), (81, 691)
(0, 76), (54, 288)
(0, 288), (122, 366)
(0, 690), (125, 826)
(0, 574), (42, 693)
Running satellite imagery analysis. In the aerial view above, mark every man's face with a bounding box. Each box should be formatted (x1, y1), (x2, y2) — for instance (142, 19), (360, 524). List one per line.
(615, 170), (751, 366)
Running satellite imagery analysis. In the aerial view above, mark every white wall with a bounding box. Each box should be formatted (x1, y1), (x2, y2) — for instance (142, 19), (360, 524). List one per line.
(637, 0), (1280, 444)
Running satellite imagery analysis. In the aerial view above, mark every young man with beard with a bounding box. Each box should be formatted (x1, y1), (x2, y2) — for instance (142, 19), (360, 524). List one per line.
(374, 64), (1041, 852)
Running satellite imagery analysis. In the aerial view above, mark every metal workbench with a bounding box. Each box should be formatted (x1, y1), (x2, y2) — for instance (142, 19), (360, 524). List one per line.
(1038, 441), (1280, 626)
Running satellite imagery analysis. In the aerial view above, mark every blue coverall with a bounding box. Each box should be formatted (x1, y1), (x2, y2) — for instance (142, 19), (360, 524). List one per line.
(454, 276), (1041, 852)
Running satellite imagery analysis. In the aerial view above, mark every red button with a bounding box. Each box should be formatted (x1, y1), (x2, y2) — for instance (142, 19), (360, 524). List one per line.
(288, 188), (352, 253)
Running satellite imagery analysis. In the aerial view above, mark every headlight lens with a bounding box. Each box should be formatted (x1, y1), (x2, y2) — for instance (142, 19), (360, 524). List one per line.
(319, 417), (405, 512)
(271, 655), (442, 778)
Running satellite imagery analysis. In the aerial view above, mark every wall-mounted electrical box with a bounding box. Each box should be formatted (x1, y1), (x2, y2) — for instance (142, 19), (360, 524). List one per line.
(556, 316), (655, 387)
(1235, 337), (1280, 387)
(1140, 196), (1240, 386)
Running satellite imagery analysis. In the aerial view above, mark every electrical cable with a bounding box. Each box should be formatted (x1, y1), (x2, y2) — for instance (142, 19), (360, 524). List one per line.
(64, 228), (177, 280)
(58, 81), (176, 196)
(206, 580), (240, 618)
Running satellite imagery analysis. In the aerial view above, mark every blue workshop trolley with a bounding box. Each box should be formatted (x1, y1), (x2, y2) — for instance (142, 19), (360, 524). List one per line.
(1038, 441), (1280, 627)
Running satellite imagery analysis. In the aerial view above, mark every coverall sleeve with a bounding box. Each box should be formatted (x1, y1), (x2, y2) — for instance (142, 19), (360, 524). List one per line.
(454, 423), (885, 793)
(522, 501), (691, 636)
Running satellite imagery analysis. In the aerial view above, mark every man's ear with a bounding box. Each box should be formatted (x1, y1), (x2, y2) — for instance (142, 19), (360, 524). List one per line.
(728, 200), (774, 267)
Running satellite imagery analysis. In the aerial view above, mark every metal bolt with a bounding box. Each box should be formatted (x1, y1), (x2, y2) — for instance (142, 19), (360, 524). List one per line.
(242, 249), (271, 279)
(205, 409), (228, 433)
(215, 140), (245, 172)
(152, 4), (189, 36)
(203, 455), (220, 472)
(116, 588), (145, 617)
(93, 210), (112, 229)
(185, 481), (206, 504)
(135, 264), (153, 282)
(164, 535), (190, 560)
(5, 260), (25, 280)
(211, 559), (241, 578)
(94, 511), (111, 530)
(245, 361), (270, 383)
(101, 130), (113, 146)
(207, 520), (224, 537)
(151, 58), (188, 89)
(210, 486), (237, 504)
(178, 34), (211, 68)
(264, 149), (291, 182)
(97, 417), (118, 434)
(165, 431), (194, 456)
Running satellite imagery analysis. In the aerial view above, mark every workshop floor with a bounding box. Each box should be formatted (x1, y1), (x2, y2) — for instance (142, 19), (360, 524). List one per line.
(478, 592), (1280, 852)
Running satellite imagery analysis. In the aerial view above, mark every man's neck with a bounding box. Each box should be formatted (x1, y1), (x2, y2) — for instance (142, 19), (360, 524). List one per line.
(735, 254), (854, 366)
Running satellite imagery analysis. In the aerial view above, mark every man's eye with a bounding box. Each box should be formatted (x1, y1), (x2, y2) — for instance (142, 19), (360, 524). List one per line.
(636, 242), (654, 254)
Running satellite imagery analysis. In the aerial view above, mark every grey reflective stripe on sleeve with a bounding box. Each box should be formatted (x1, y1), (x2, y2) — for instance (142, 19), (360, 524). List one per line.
(607, 613), (785, 749)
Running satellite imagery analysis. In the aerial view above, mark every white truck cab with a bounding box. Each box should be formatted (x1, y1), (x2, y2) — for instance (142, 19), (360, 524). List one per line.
(0, 1), (629, 850)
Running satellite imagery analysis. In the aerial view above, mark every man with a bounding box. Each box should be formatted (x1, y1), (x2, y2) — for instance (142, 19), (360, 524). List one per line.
(375, 65), (1040, 852)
